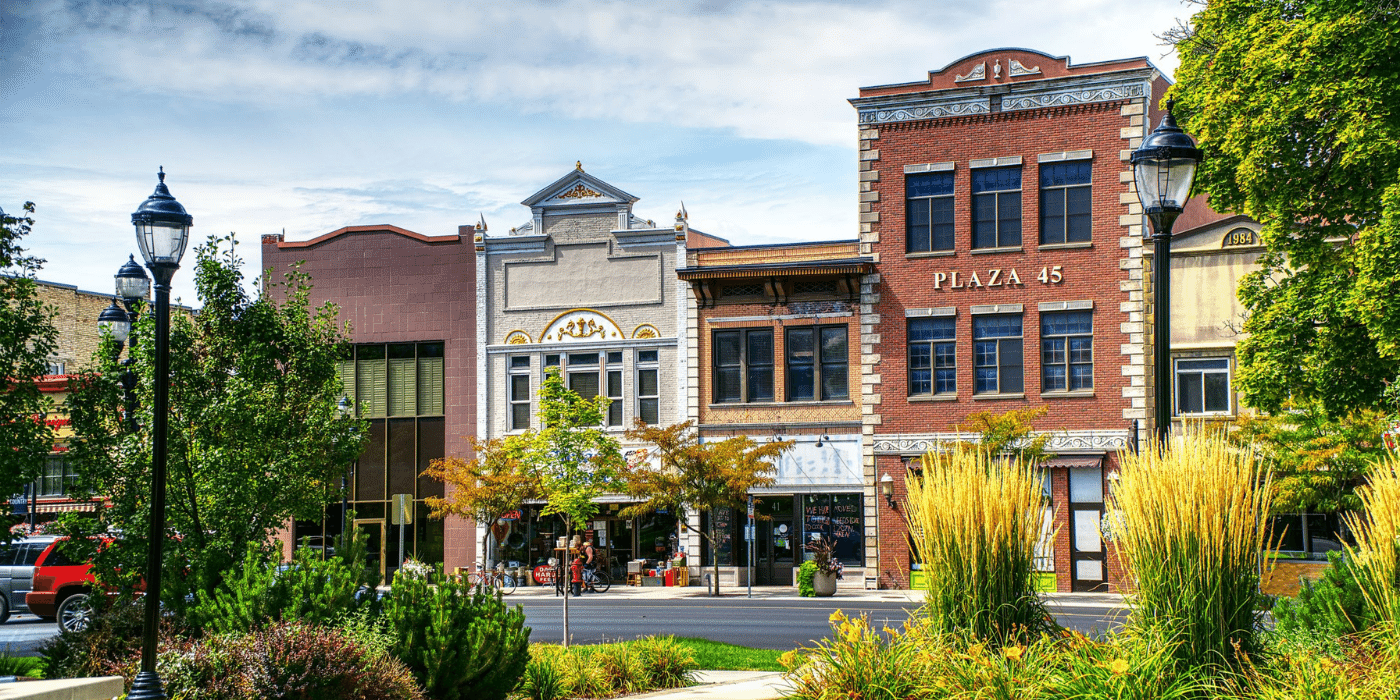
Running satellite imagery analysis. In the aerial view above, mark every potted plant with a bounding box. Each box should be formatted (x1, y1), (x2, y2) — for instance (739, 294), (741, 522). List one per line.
(806, 538), (843, 597)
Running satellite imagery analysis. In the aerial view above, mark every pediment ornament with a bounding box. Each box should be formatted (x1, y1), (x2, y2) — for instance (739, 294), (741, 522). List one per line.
(954, 62), (986, 83)
(1008, 59), (1042, 77)
(557, 184), (604, 200)
(541, 309), (625, 343)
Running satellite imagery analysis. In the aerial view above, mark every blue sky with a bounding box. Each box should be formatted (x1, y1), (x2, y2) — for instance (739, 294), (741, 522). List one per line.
(1, 0), (1191, 302)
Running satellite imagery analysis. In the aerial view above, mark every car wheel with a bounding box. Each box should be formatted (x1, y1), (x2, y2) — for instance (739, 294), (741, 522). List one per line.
(57, 593), (93, 633)
(0, 594), (10, 624)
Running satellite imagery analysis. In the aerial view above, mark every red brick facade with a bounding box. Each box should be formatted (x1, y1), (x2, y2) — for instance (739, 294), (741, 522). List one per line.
(854, 49), (1169, 591)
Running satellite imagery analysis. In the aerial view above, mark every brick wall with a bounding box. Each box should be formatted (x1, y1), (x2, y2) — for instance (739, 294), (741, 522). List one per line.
(261, 225), (478, 573)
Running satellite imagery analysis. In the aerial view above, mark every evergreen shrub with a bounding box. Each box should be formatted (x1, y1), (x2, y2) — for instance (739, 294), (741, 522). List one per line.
(797, 560), (817, 597)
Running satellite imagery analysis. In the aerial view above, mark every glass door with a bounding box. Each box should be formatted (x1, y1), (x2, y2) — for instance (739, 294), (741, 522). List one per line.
(755, 496), (795, 585)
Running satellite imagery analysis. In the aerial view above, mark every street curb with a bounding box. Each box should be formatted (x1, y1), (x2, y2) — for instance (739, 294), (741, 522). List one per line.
(624, 671), (787, 700)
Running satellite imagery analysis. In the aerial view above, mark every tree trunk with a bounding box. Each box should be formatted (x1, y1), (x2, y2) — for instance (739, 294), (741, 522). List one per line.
(563, 521), (571, 648)
(710, 533), (720, 597)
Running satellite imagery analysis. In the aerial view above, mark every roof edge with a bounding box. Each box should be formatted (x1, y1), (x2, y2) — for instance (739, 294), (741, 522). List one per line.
(267, 225), (464, 249)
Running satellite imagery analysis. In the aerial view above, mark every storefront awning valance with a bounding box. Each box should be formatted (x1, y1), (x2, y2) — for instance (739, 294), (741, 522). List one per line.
(1042, 454), (1105, 469)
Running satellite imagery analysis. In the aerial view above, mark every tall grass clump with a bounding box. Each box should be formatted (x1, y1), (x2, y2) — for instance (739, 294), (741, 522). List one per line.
(1112, 428), (1272, 669)
(1343, 456), (1400, 635)
(903, 448), (1054, 645)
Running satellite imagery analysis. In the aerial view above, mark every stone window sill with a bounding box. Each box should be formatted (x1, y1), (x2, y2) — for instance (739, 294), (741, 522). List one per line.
(908, 394), (958, 402)
(1040, 390), (1096, 399)
(905, 250), (956, 259)
(972, 392), (1026, 400)
(970, 246), (1024, 255)
(1037, 241), (1094, 251)
(708, 400), (854, 409)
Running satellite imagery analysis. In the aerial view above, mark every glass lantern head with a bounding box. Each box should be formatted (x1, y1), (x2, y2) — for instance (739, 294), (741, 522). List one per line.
(131, 167), (193, 268)
(98, 299), (132, 344)
(337, 396), (353, 417)
(115, 254), (151, 301)
(1131, 102), (1203, 235)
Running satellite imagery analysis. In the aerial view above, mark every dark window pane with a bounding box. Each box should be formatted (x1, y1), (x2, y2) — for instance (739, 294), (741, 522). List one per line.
(973, 194), (997, 249)
(999, 340), (1023, 394)
(568, 353), (598, 366)
(1041, 188), (1065, 244)
(748, 366), (774, 401)
(787, 328), (814, 360)
(356, 345), (385, 361)
(820, 327), (847, 363)
(909, 344), (931, 370)
(417, 417), (445, 499)
(388, 343), (415, 359)
(715, 368), (742, 402)
(608, 371), (622, 397)
(930, 197), (955, 251)
(1178, 373), (1203, 414)
(935, 367), (956, 394)
(608, 401), (622, 426)
(569, 372), (599, 399)
(910, 369), (931, 394)
(388, 418), (416, 496)
(749, 330), (773, 367)
(974, 315), (1022, 339)
(907, 198), (931, 253)
(510, 374), (529, 401)
(822, 364), (849, 400)
(972, 166), (1021, 193)
(909, 319), (934, 342)
(1070, 364), (1094, 390)
(639, 398), (659, 425)
(638, 350), (659, 363)
(638, 368), (658, 397)
(999, 193), (1021, 247)
(907, 172), (955, 197)
(1043, 363), (1067, 391)
(510, 355), (530, 369)
(1203, 372), (1230, 412)
(512, 403), (530, 430)
(545, 354), (560, 367)
(1069, 337), (1093, 364)
(1066, 187), (1092, 242)
(357, 419), (386, 501)
(976, 367), (998, 393)
(417, 342), (444, 358)
(1178, 358), (1229, 372)
(934, 343), (956, 368)
(715, 332), (741, 367)
(788, 366), (815, 401)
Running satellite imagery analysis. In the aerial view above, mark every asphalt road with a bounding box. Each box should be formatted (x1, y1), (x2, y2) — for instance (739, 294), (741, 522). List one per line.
(0, 598), (1126, 656)
(509, 597), (1126, 649)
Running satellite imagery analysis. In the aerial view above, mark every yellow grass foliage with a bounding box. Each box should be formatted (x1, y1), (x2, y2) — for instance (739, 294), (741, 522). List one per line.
(1343, 454), (1400, 628)
(1112, 428), (1273, 667)
(903, 448), (1053, 644)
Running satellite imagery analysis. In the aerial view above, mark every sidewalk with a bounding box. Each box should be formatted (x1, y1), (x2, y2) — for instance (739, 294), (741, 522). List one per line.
(629, 671), (788, 700)
(506, 583), (1124, 608)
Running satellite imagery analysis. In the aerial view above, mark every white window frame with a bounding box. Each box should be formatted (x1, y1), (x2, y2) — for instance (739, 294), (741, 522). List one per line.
(636, 349), (660, 425)
(508, 355), (532, 431)
(1174, 357), (1233, 416)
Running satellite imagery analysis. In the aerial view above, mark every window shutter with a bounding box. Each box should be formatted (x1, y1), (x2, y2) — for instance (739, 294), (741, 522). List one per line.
(388, 358), (417, 416)
(417, 357), (444, 415)
(336, 360), (356, 405)
(357, 359), (387, 417)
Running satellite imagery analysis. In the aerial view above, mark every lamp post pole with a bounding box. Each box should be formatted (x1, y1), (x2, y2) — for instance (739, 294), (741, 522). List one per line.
(1130, 101), (1202, 447)
(126, 168), (192, 700)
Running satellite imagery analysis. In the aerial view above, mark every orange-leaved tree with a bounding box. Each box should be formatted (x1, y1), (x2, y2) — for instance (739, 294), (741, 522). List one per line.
(422, 436), (538, 570)
(621, 421), (792, 596)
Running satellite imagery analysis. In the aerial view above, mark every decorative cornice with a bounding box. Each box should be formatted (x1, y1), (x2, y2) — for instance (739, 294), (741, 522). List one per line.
(857, 96), (990, 125)
(1002, 82), (1146, 112)
(872, 429), (1132, 455)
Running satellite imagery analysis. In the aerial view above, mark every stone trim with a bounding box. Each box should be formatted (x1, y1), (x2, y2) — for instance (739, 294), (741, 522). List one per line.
(969, 303), (1024, 315)
(1037, 300), (1094, 311)
(904, 306), (956, 318)
(969, 156), (1023, 169)
(1117, 97), (1150, 436)
(904, 161), (955, 174)
(1037, 149), (1094, 163)
(873, 429), (1133, 456)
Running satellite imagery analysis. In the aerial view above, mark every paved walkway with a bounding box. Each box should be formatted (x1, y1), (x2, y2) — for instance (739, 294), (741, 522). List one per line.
(630, 671), (789, 700)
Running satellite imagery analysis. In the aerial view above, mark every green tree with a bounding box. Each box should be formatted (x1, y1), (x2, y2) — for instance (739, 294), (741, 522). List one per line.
(953, 407), (1053, 463)
(1, 202), (58, 540)
(422, 436), (537, 567)
(1230, 399), (1390, 513)
(621, 421), (791, 597)
(1168, 0), (1400, 416)
(63, 235), (366, 608)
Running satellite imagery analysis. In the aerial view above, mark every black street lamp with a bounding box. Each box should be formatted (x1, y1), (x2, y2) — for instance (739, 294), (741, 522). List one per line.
(126, 167), (192, 700)
(337, 396), (352, 542)
(97, 299), (141, 432)
(114, 257), (151, 432)
(1131, 101), (1203, 446)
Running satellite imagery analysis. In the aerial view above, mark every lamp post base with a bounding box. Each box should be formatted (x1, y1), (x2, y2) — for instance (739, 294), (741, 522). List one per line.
(127, 670), (167, 700)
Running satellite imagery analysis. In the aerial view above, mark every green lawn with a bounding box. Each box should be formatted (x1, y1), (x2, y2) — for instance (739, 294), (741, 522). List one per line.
(671, 637), (786, 672)
(0, 653), (43, 679)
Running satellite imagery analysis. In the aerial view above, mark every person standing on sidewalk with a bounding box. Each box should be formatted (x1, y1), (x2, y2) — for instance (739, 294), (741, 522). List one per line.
(582, 539), (598, 593)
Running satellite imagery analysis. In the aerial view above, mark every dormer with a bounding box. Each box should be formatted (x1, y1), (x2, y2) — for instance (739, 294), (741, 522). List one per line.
(514, 162), (642, 236)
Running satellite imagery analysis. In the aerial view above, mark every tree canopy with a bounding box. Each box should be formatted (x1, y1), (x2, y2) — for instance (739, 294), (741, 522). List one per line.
(63, 235), (366, 605)
(1170, 0), (1400, 416)
(1, 202), (58, 541)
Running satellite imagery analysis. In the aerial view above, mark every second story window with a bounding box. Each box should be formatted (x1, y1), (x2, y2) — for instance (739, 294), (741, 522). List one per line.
(1041, 311), (1093, 392)
(338, 342), (445, 417)
(906, 172), (955, 253)
(787, 325), (849, 401)
(567, 353), (601, 400)
(972, 166), (1022, 250)
(509, 355), (531, 430)
(713, 329), (773, 403)
(973, 315), (1023, 395)
(1176, 358), (1231, 415)
(606, 351), (624, 427)
(636, 349), (660, 424)
(1040, 161), (1092, 245)
(909, 317), (956, 396)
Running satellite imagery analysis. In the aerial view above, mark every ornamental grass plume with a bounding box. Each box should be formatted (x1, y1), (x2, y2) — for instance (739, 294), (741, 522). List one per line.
(1111, 427), (1272, 669)
(903, 447), (1054, 645)
(1343, 455), (1400, 634)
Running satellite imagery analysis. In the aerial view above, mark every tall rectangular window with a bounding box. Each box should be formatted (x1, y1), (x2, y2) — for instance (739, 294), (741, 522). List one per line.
(972, 166), (1022, 249)
(786, 325), (849, 401)
(636, 350), (659, 425)
(341, 343), (444, 417)
(1041, 311), (1093, 392)
(1176, 358), (1231, 415)
(509, 355), (530, 430)
(567, 353), (600, 399)
(35, 455), (79, 497)
(1040, 161), (1093, 244)
(909, 317), (956, 396)
(906, 171), (955, 253)
(606, 353), (623, 427)
(973, 315), (1023, 394)
(713, 329), (773, 403)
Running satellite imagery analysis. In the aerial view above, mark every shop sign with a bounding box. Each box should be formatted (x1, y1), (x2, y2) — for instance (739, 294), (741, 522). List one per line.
(500, 510), (522, 521)
(929, 266), (1064, 291)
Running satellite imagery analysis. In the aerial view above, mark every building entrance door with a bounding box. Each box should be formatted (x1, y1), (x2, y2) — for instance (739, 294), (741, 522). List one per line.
(754, 496), (795, 585)
(354, 518), (387, 583)
(1068, 467), (1107, 592)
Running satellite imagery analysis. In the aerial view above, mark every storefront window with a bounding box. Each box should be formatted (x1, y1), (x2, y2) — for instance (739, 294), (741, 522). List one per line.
(802, 494), (863, 565)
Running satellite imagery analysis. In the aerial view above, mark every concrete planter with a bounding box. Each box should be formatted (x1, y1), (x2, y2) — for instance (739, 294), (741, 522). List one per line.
(814, 571), (838, 597)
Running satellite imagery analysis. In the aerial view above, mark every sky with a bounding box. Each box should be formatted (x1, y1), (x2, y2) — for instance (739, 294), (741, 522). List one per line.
(0, 0), (1195, 303)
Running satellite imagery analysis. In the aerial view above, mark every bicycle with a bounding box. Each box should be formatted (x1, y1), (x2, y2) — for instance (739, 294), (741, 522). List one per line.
(582, 566), (611, 593)
(465, 563), (517, 595)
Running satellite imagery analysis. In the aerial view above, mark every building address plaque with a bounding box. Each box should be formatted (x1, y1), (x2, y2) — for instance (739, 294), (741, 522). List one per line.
(928, 266), (1063, 291)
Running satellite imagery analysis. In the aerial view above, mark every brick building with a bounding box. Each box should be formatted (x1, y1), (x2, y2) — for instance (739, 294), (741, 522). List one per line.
(850, 48), (1184, 591)
(677, 240), (873, 587)
(261, 225), (478, 578)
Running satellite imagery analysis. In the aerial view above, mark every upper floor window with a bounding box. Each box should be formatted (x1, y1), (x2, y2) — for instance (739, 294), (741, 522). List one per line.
(337, 342), (444, 418)
(1041, 311), (1093, 392)
(713, 329), (773, 403)
(636, 350), (659, 425)
(906, 172), (955, 253)
(787, 325), (849, 401)
(35, 454), (81, 498)
(973, 315), (1023, 395)
(509, 355), (531, 430)
(972, 167), (1022, 249)
(1176, 358), (1231, 415)
(606, 352), (624, 427)
(1040, 161), (1092, 245)
(909, 317), (956, 396)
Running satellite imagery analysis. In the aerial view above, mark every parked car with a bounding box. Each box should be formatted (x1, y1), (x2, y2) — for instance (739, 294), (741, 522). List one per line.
(26, 538), (99, 633)
(0, 535), (58, 623)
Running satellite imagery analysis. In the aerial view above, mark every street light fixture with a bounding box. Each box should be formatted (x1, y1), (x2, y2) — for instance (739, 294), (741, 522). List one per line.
(337, 396), (353, 540)
(97, 300), (132, 346)
(1131, 101), (1202, 447)
(126, 167), (192, 700)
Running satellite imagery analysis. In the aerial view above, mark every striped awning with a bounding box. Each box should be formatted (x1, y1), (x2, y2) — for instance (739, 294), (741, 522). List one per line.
(1042, 454), (1105, 469)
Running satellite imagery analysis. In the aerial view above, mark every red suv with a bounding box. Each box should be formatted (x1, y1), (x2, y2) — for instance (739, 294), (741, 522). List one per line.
(26, 538), (98, 633)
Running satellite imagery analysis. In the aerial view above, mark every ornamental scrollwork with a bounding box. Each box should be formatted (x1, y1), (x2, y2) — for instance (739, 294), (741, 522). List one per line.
(557, 184), (603, 200)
